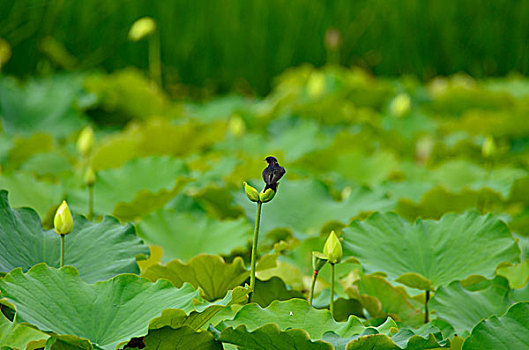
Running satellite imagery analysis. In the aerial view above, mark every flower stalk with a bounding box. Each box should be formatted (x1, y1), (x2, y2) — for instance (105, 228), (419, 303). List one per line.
(54, 201), (73, 268)
(248, 201), (262, 302)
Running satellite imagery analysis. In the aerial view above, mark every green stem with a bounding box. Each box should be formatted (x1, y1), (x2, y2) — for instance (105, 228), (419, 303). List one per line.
(88, 185), (94, 221)
(330, 263), (335, 318)
(248, 201), (262, 303)
(309, 271), (318, 306)
(425, 290), (430, 323)
(149, 30), (162, 86)
(60, 234), (65, 268)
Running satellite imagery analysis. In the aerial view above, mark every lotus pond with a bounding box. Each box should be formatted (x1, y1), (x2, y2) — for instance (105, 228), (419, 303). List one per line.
(1, 66), (529, 349)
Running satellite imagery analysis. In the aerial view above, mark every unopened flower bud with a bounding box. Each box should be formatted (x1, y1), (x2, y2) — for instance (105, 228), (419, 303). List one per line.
(54, 201), (73, 235)
(259, 188), (276, 203)
(323, 231), (342, 264)
(128, 17), (156, 41)
(390, 93), (411, 117)
(76, 126), (95, 157)
(228, 114), (246, 137)
(244, 182), (260, 202)
(312, 251), (328, 273)
(482, 136), (496, 158)
(84, 167), (96, 187)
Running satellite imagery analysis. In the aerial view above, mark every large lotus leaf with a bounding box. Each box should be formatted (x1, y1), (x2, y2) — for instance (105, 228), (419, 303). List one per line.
(218, 324), (333, 350)
(0, 172), (62, 220)
(429, 160), (526, 199)
(68, 156), (188, 216)
(136, 209), (252, 262)
(0, 190), (149, 283)
(0, 312), (49, 349)
(144, 326), (221, 350)
(44, 334), (93, 350)
(462, 302), (529, 350)
(396, 187), (504, 221)
(0, 75), (86, 137)
(141, 255), (249, 301)
(5, 132), (54, 170)
(218, 299), (365, 339)
(0, 264), (199, 350)
(429, 277), (512, 335)
(148, 286), (249, 332)
(20, 152), (73, 178)
(235, 179), (394, 236)
(344, 274), (423, 326)
(497, 259), (529, 288)
(342, 211), (520, 290)
(252, 277), (305, 308)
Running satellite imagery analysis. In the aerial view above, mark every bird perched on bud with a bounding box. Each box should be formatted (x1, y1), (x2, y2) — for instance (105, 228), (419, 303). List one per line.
(262, 156), (286, 192)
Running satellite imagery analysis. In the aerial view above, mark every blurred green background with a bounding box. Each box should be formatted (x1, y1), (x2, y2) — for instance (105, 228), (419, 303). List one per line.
(1, 0), (528, 95)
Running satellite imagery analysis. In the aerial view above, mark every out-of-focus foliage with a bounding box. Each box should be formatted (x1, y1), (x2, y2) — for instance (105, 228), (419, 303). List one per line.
(2, 66), (529, 348)
(2, 1), (529, 94)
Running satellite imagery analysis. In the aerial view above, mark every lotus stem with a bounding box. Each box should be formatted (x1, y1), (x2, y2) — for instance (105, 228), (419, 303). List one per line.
(149, 30), (162, 86)
(309, 270), (318, 306)
(88, 185), (94, 221)
(60, 234), (65, 268)
(425, 290), (430, 323)
(330, 262), (335, 318)
(248, 201), (262, 302)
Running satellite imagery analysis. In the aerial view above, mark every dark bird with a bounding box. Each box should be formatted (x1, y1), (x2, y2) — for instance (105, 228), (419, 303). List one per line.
(262, 156), (286, 192)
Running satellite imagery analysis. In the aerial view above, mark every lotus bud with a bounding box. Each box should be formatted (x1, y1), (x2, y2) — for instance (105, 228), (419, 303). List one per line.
(323, 230), (342, 264)
(228, 114), (246, 137)
(0, 37), (11, 69)
(128, 17), (156, 41)
(76, 126), (95, 157)
(259, 188), (276, 203)
(54, 201), (73, 235)
(390, 93), (411, 117)
(312, 251), (328, 274)
(482, 136), (496, 158)
(84, 167), (96, 187)
(307, 72), (325, 99)
(244, 182), (260, 202)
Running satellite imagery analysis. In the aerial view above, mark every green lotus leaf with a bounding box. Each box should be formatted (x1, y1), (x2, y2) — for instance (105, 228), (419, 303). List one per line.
(0, 312), (49, 349)
(0, 264), (199, 350)
(141, 255), (249, 301)
(397, 187), (503, 221)
(342, 211), (520, 290)
(235, 179), (394, 236)
(68, 156), (189, 216)
(0, 190), (149, 283)
(144, 326), (221, 350)
(20, 152), (73, 177)
(252, 277), (305, 308)
(44, 334), (93, 350)
(429, 160), (526, 199)
(6, 133), (54, 170)
(136, 209), (252, 263)
(0, 172), (62, 221)
(218, 299), (365, 339)
(429, 276), (511, 336)
(147, 286), (249, 335)
(344, 274), (423, 327)
(218, 324), (333, 350)
(462, 302), (529, 350)
(0, 75), (86, 137)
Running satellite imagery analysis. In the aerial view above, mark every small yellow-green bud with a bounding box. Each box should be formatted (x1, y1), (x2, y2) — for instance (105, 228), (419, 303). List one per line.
(84, 167), (96, 187)
(312, 251), (328, 273)
(128, 17), (156, 41)
(244, 182), (260, 202)
(0, 37), (11, 68)
(259, 188), (276, 203)
(228, 114), (246, 137)
(482, 136), (496, 158)
(54, 200), (73, 235)
(390, 93), (411, 117)
(76, 126), (95, 157)
(323, 231), (342, 264)
(307, 72), (325, 99)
